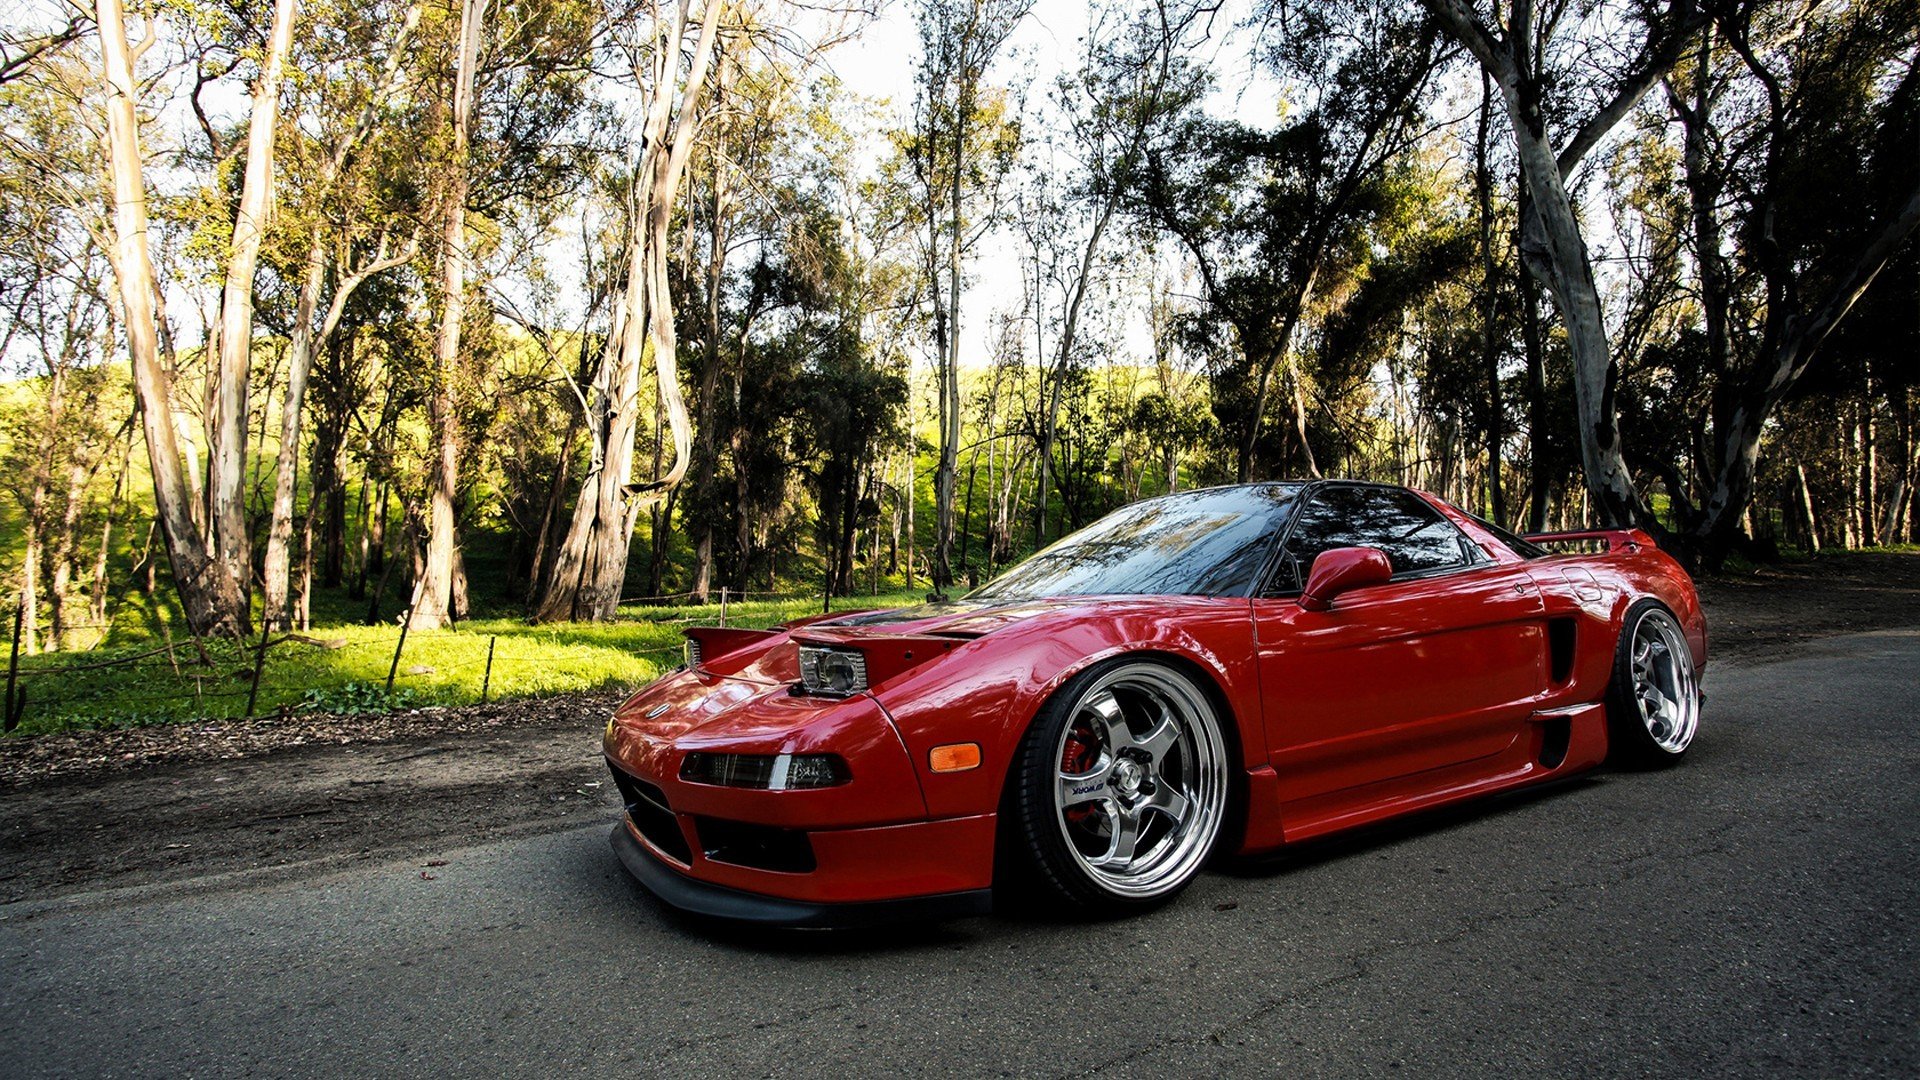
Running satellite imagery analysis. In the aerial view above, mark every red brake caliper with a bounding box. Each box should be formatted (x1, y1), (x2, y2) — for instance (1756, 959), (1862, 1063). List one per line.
(1061, 720), (1100, 827)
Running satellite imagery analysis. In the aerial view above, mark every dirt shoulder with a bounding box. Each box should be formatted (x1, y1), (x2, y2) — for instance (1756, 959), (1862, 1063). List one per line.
(4, 552), (1916, 907)
(1693, 551), (1920, 663)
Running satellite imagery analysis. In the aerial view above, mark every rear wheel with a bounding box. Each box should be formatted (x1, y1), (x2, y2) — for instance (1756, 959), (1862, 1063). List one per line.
(1605, 599), (1702, 766)
(1005, 658), (1230, 913)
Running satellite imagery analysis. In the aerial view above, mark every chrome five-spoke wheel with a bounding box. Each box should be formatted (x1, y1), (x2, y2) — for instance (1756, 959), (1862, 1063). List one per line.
(1011, 659), (1230, 910)
(1608, 600), (1702, 765)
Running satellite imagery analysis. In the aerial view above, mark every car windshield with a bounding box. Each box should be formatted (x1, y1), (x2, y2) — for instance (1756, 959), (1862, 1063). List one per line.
(1461, 510), (1549, 559)
(969, 484), (1303, 601)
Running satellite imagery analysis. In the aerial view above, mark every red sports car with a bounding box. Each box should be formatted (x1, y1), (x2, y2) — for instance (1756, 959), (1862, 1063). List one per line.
(603, 481), (1705, 926)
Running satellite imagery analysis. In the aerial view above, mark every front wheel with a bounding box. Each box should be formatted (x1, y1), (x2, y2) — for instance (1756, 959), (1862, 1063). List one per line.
(1605, 599), (1702, 766)
(1004, 658), (1231, 914)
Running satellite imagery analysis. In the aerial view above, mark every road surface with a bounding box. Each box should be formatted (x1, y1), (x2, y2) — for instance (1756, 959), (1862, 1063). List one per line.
(4, 630), (1916, 1077)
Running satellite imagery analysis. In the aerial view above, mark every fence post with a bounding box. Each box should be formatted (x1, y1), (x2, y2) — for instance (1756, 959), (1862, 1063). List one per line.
(244, 616), (272, 717)
(720, 587), (728, 628)
(4, 603), (23, 733)
(481, 635), (496, 703)
(387, 582), (421, 693)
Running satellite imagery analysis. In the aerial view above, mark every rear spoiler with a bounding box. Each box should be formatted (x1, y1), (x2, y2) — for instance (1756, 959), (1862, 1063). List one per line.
(1522, 528), (1656, 554)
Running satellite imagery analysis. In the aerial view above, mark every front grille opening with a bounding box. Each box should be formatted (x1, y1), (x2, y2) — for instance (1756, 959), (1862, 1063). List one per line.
(1547, 618), (1577, 684)
(695, 816), (817, 874)
(1538, 717), (1572, 770)
(608, 764), (692, 864)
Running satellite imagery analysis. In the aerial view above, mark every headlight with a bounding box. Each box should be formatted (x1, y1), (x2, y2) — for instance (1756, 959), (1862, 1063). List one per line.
(680, 751), (850, 790)
(797, 645), (868, 696)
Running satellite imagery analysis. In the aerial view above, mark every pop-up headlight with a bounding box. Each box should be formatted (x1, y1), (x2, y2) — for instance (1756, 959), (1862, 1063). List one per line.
(797, 645), (868, 696)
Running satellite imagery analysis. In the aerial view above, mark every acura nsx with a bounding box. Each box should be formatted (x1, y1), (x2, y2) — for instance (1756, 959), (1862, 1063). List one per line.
(603, 481), (1706, 926)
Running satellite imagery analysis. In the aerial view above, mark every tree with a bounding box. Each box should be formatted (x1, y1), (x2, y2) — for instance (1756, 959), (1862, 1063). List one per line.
(902, 0), (1029, 597)
(1143, 0), (1444, 481)
(411, 0), (490, 630)
(206, 0), (298, 613)
(1419, 0), (1704, 528)
(93, 0), (248, 637)
(1025, 0), (1206, 544)
(533, 0), (725, 622)
(1667, 2), (1920, 566)
(260, 0), (423, 630)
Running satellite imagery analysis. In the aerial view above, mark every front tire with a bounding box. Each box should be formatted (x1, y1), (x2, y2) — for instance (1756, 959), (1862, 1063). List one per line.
(1605, 599), (1702, 766)
(1005, 658), (1230, 914)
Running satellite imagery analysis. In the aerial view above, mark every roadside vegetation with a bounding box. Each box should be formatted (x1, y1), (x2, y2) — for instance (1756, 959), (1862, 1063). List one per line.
(5, 586), (923, 736)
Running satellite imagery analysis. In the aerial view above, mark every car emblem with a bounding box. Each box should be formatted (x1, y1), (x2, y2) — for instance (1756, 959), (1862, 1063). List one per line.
(645, 703), (670, 719)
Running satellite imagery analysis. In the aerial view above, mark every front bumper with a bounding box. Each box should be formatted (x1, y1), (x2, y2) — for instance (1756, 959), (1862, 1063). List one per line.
(603, 666), (1002, 920)
(610, 823), (992, 928)
(602, 755), (997, 907)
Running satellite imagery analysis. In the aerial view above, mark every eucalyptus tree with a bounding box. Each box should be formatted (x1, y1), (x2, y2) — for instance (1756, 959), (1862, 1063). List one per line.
(680, 14), (863, 601)
(1025, 0), (1208, 544)
(0, 51), (119, 652)
(900, 0), (1030, 597)
(93, 0), (248, 636)
(1418, 0), (1706, 530)
(1660, 0), (1920, 566)
(409, 0), (490, 629)
(405, 0), (605, 627)
(203, 0), (297, 613)
(258, 0), (423, 631)
(531, 0), (727, 621)
(1141, 0), (1446, 481)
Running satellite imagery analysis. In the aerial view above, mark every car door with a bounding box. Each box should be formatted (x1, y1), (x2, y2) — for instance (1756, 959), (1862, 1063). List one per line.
(1252, 484), (1547, 804)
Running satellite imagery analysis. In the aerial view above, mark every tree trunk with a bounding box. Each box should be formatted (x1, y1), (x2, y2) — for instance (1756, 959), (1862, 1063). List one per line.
(209, 0), (298, 605)
(1476, 73), (1505, 525)
(533, 0), (719, 622)
(412, 0), (488, 631)
(49, 447), (91, 649)
(91, 436), (131, 629)
(905, 439), (916, 592)
(1520, 220), (1552, 533)
(1860, 392), (1878, 547)
(18, 366), (65, 656)
(95, 0), (247, 638)
(261, 240), (326, 630)
(1506, 105), (1639, 526)
(933, 273), (959, 595)
(690, 58), (733, 603)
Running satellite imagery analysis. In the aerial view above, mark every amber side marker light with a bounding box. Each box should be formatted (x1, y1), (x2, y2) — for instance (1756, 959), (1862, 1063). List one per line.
(930, 743), (982, 773)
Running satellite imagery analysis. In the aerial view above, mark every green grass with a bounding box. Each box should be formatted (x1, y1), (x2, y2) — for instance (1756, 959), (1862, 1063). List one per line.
(4, 589), (926, 737)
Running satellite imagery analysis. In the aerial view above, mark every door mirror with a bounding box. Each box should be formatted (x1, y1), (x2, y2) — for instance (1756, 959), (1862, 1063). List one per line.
(1298, 547), (1392, 612)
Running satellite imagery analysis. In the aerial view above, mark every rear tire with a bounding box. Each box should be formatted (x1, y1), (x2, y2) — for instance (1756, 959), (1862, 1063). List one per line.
(1003, 658), (1230, 914)
(1605, 599), (1702, 767)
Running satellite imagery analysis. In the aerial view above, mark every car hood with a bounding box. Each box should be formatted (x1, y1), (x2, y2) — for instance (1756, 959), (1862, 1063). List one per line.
(689, 595), (1203, 688)
(815, 594), (1203, 637)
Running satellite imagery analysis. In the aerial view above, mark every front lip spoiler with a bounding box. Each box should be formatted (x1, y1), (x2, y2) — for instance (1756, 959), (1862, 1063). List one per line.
(610, 824), (992, 929)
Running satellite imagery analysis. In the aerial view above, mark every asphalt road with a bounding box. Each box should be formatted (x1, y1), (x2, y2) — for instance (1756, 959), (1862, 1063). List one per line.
(4, 630), (1917, 1078)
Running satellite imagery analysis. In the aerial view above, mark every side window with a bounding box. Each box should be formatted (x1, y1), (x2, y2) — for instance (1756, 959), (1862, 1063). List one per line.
(1284, 486), (1472, 581)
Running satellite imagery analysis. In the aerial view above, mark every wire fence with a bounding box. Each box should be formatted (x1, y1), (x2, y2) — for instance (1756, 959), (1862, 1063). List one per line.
(0, 585), (872, 735)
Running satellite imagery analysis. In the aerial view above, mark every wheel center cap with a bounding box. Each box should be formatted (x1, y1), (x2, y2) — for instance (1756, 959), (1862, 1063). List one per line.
(1112, 758), (1144, 797)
